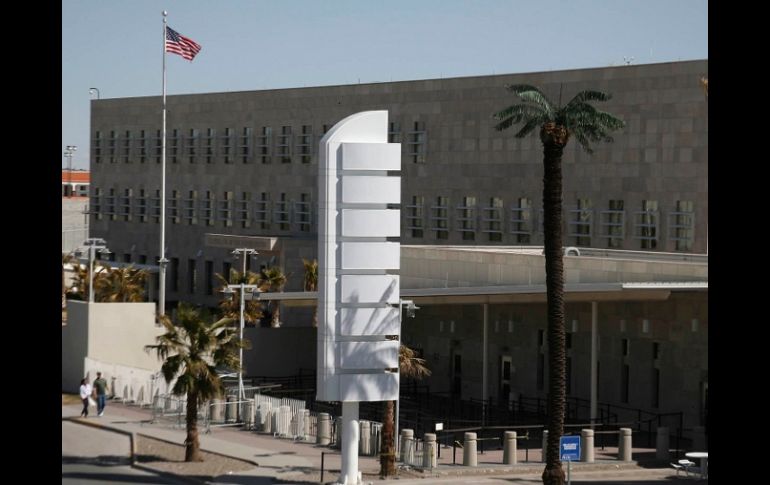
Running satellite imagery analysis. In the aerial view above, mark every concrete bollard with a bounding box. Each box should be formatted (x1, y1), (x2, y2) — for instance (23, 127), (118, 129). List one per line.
(581, 429), (595, 463)
(317, 412), (331, 445)
(692, 426), (706, 450)
(618, 428), (632, 461)
(225, 395), (237, 423)
(211, 398), (224, 423)
(400, 429), (414, 462)
(243, 400), (254, 428)
(656, 427), (670, 461)
(541, 430), (548, 463)
(303, 409), (311, 439)
(359, 420), (371, 455)
(503, 431), (517, 464)
(463, 432), (478, 467)
(423, 433), (437, 469)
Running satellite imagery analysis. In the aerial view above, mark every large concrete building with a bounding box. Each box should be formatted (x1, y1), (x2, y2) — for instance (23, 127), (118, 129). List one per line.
(87, 60), (708, 431)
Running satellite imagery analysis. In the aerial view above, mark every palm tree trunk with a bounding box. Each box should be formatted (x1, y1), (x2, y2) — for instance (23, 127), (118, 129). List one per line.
(185, 393), (203, 462)
(541, 140), (567, 485)
(380, 400), (396, 477)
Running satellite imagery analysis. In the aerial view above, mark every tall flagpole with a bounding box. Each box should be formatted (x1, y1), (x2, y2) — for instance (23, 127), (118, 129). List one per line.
(159, 11), (168, 318)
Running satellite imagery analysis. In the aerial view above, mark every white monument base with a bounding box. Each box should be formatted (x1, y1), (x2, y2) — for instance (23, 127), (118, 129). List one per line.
(338, 401), (362, 485)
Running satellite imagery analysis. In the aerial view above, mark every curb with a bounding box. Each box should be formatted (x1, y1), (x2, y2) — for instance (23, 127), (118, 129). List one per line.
(131, 462), (209, 485)
(63, 416), (137, 465)
(134, 431), (260, 468)
(64, 415), (260, 484)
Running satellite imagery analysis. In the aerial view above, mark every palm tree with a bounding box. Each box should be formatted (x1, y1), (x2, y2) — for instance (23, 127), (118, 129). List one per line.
(215, 269), (264, 326)
(302, 259), (318, 327)
(493, 85), (624, 485)
(95, 265), (149, 302)
(380, 344), (431, 477)
(144, 302), (242, 462)
(62, 252), (75, 309)
(258, 266), (287, 328)
(67, 260), (109, 301)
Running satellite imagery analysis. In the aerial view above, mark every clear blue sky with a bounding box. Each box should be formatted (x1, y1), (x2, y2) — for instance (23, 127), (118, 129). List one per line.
(62, 0), (708, 170)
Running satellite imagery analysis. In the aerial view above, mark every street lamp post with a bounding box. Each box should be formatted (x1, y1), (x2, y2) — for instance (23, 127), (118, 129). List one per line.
(224, 248), (258, 400)
(395, 299), (419, 455)
(89, 87), (100, 99)
(77, 238), (111, 303)
(64, 145), (77, 198)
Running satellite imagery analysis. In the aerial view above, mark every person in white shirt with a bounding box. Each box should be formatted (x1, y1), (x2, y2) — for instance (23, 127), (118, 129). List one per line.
(79, 378), (92, 417)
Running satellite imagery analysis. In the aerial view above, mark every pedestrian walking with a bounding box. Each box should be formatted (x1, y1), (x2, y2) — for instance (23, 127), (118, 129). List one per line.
(93, 372), (108, 417)
(79, 378), (92, 417)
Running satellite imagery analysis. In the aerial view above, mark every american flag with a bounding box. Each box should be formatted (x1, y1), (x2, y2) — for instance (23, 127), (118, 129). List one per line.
(165, 26), (201, 61)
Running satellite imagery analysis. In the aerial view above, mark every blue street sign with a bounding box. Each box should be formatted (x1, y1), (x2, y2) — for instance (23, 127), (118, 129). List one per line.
(560, 435), (581, 461)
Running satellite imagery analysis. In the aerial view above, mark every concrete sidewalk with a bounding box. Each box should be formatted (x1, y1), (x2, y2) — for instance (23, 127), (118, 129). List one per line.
(62, 401), (683, 484)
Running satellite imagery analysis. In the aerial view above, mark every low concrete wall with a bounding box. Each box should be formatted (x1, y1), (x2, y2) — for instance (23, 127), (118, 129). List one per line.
(87, 302), (161, 370)
(62, 301), (89, 393)
(62, 300), (163, 393)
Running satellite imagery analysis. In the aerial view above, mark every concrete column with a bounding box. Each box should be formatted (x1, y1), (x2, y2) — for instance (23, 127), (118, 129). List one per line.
(581, 429), (595, 463)
(656, 427), (670, 461)
(463, 432), (477, 467)
(503, 431), (517, 464)
(400, 429), (414, 462)
(339, 401), (361, 485)
(423, 433), (437, 469)
(359, 420), (371, 455)
(317, 412), (331, 445)
(541, 430), (548, 463)
(618, 428), (632, 461)
(692, 426), (706, 450)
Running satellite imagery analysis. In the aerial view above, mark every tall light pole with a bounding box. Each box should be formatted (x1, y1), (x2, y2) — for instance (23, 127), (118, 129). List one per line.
(223, 248), (258, 400)
(64, 145), (77, 198)
(89, 87), (100, 99)
(77, 238), (110, 303)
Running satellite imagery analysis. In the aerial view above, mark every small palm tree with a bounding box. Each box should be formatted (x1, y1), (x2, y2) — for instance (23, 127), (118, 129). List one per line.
(144, 303), (242, 462)
(302, 259), (318, 327)
(380, 344), (431, 477)
(95, 265), (149, 302)
(258, 266), (287, 327)
(62, 253), (75, 309)
(67, 260), (109, 301)
(215, 270), (264, 326)
(493, 85), (624, 485)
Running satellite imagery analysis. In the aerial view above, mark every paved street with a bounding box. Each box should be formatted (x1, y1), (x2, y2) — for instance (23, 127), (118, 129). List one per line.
(62, 420), (183, 484)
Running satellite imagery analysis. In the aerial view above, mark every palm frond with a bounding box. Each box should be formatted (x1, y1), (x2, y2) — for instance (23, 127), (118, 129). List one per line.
(399, 345), (432, 379)
(516, 90), (555, 117)
(515, 116), (547, 139)
(566, 90), (612, 107)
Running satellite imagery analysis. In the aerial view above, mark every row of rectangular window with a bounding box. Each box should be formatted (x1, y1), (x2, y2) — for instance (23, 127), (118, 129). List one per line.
(89, 188), (312, 232)
(93, 121), (427, 164)
(407, 196), (695, 251)
(91, 188), (695, 250)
